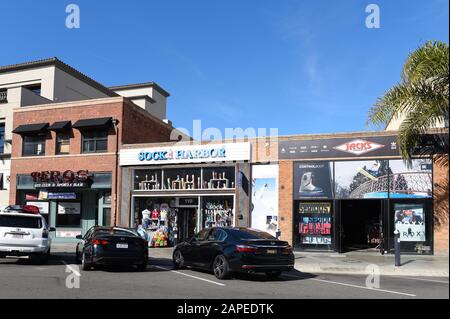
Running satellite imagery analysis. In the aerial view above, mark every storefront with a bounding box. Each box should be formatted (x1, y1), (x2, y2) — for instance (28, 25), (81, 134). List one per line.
(15, 170), (112, 242)
(120, 142), (251, 247)
(279, 134), (438, 254)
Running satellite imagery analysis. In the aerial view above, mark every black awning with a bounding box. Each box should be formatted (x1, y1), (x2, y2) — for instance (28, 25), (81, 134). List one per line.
(48, 121), (71, 131)
(12, 123), (49, 134)
(72, 117), (112, 130)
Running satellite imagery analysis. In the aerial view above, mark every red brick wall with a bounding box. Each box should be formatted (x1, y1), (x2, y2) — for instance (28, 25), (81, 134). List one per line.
(278, 161), (293, 245)
(10, 99), (174, 227)
(122, 102), (173, 144)
(433, 155), (449, 256)
(10, 101), (124, 225)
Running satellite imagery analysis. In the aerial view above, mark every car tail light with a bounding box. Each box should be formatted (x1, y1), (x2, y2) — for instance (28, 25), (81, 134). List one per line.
(236, 245), (258, 253)
(92, 239), (109, 245)
(42, 229), (49, 238)
(282, 246), (293, 254)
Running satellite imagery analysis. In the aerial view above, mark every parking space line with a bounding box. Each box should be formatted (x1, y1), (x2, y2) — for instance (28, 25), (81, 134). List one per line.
(393, 276), (449, 284)
(61, 261), (81, 277)
(154, 266), (226, 287)
(282, 274), (416, 297)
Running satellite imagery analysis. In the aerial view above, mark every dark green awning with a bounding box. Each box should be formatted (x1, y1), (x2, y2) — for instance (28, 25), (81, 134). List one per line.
(48, 121), (71, 131)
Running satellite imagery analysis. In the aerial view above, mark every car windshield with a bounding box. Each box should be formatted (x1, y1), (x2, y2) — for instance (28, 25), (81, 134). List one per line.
(230, 228), (275, 240)
(0, 215), (42, 229)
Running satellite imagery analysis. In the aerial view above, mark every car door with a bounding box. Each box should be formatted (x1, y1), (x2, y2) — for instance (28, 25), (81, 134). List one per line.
(187, 228), (211, 267)
(203, 228), (227, 267)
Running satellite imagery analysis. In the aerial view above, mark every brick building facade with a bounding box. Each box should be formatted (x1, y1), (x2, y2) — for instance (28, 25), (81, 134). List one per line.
(9, 97), (174, 241)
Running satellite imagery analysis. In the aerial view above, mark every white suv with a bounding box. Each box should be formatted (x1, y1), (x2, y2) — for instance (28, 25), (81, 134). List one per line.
(0, 205), (54, 264)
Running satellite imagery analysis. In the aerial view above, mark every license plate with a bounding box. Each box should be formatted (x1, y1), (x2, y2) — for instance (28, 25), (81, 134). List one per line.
(116, 243), (128, 249)
(12, 234), (24, 239)
(266, 249), (277, 254)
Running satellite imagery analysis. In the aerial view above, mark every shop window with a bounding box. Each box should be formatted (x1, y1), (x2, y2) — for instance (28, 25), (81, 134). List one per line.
(102, 208), (111, 227)
(22, 135), (46, 156)
(294, 201), (333, 250)
(0, 123), (5, 153)
(202, 196), (234, 228)
(164, 167), (201, 190)
(81, 130), (108, 153)
(202, 167), (235, 189)
(56, 202), (81, 227)
(56, 133), (70, 155)
(134, 169), (163, 191)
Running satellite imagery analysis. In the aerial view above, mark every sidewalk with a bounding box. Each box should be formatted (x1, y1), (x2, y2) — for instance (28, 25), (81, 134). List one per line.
(52, 244), (449, 277)
(294, 251), (449, 277)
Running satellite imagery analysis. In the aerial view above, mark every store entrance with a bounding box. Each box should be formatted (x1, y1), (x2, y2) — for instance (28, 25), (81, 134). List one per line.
(339, 199), (383, 253)
(177, 208), (197, 243)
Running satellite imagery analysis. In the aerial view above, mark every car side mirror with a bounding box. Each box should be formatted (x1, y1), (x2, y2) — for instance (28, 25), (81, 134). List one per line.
(75, 235), (83, 239)
(49, 227), (56, 232)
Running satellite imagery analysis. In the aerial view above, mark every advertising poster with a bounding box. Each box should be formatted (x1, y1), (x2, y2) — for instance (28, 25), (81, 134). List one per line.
(394, 204), (426, 242)
(296, 202), (332, 246)
(293, 162), (333, 199)
(334, 160), (390, 198)
(58, 202), (81, 214)
(26, 201), (49, 215)
(250, 165), (279, 236)
(389, 159), (432, 198)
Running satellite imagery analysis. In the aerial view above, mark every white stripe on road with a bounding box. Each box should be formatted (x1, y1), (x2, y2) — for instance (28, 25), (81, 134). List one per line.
(282, 274), (416, 297)
(154, 266), (225, 287)
(61, 261), (81, 277)
(394, 276), (449, 284)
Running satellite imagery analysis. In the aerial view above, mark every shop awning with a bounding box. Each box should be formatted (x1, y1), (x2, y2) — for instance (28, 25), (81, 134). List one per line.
(72, 117), (112, 130)
(48, 121), (71, 131)
(12, 123), (49, 134)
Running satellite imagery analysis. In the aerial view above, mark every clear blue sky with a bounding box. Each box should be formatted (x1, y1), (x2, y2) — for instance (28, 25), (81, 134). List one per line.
(1, 0), (448, 136)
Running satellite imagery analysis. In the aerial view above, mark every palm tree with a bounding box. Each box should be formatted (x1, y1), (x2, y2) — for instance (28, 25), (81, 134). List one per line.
(368, 41), (449, 167)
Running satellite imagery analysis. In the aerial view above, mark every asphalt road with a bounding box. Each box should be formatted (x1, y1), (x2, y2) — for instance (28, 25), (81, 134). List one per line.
(0, 253), (448, 299)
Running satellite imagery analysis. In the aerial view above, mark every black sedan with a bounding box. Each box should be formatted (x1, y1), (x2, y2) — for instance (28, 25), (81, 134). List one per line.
(172, 227), (295, 279)
(76, 226), (148, 271)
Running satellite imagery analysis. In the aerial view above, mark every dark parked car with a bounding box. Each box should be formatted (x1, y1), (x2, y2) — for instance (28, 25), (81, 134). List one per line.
(75, 226), (148, 271)
(172, 227), (295, 279)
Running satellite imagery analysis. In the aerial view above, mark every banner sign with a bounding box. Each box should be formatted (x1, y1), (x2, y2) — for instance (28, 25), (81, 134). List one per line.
(293, 162), (333, 199)
(250, 165), (279, 236)
(280, 134), (445, 160)
(280, 136), (399, 159)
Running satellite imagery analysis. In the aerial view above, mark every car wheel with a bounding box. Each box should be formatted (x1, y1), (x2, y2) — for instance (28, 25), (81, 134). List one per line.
(213, 255), (231, 280)
(136, 259), (148, 271)
(265, 271), (282, 279)
(81, 252), (92, 271)
(173, 250), (185, 269)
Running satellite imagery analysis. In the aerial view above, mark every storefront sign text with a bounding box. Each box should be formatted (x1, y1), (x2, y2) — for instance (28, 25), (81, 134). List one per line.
(31, 170), (91, 188)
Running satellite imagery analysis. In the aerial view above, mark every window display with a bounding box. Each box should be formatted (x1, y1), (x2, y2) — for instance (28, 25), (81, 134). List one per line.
(293, 162), (333, 199)
(334, 160), (390, 199)
(202, 196), (234, 228)
(394, 203), (426, 242)
(295, 202), (332, 248)
(137, 199), (178, 247)
(388, 159), (432, 198)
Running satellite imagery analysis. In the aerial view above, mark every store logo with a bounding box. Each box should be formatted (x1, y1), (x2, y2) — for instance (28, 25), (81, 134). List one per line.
(138, 148), (226, 162)
(333, 139), (384, 155)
